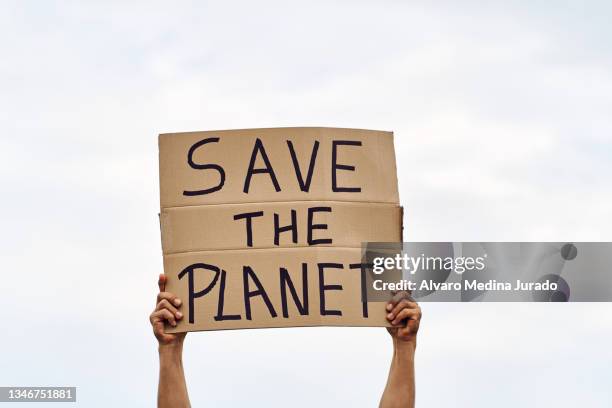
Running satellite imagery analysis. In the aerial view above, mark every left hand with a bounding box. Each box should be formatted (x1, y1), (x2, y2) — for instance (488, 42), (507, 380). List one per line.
(386, 291), (422, 345)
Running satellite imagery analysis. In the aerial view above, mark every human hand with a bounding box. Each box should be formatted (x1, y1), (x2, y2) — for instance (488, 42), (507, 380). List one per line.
(386, 291), (421, 346)
(150, 274), (186, 348)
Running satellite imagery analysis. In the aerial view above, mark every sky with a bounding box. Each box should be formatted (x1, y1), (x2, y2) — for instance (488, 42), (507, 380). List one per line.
(1, 1), (611, 407)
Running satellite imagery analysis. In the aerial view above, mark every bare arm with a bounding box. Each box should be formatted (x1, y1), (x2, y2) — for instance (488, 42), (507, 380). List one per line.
(158, 343), (189, 408)
(150, 274), (190, 408)
(379, 292), (421, 408)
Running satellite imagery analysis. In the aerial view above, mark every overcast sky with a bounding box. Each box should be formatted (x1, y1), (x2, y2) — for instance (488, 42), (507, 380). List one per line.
(1, 1), (611, 407)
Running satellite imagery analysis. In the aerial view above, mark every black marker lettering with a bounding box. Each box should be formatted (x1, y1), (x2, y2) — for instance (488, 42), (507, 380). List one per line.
(214, 269), (241, 321)
(350, 263), (372, 318)
(274, 210), (297, 246)
(332, 140), (362, 193)
(280, 264), (309, 318)
(178, 263), (221, 324)
(307, 206), (332, 245)
(318, 263), (343, 316)
(233, 211), (264, 247)
(243, 266), (278, 320)
(183, 137), (226, 196)
(244, 138), (281, 193)
(287, 140), (319, 192)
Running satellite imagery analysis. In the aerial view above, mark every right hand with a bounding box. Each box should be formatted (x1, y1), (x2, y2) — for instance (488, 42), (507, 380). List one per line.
(150, 274), (186, 347)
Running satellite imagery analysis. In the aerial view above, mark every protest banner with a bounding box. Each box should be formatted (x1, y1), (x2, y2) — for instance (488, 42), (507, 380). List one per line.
(159, 127), (401, 332)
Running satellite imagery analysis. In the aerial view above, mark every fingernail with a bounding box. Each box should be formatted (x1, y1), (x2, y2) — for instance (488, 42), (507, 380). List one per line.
(387, 313), (393, 319)
(172, 321), (177, 326)
(174, 299), (182, 306)
(386, 304), (392, 311)
(176, 312), (183, 319)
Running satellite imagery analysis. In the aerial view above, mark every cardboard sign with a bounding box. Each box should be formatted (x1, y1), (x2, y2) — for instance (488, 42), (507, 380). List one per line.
(159, 127), (401, 332)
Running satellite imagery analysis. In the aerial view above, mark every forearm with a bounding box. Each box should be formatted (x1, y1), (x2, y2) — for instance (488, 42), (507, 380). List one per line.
(158, 344), (190, 408)
(379, 340), (416, 408)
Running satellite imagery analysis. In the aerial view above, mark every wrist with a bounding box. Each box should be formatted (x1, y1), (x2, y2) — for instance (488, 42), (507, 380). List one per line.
(159, 342), (184, 357)
(393, 337), (416, 355)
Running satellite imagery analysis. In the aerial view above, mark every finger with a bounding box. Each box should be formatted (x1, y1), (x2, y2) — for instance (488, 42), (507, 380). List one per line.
(158, 274), (166, 292)
(391, 307), (418, 326)
(150, 309), (173, 326)
(157, 292), (182, 308)
(389, 307), (417, 325)
(408, 317), (420, 333)
(387, 298), (418, 320)
(386, 290), (412, 311)
(390, 298), (417, 317)
(150, 308), (177, 327)
(156, 299), (183, 320)
(399, 317), (420, 337)
(397, 324), (414, 339)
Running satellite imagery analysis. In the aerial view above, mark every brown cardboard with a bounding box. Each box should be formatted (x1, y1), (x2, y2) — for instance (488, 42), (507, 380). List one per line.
(164, 247), (388, 332)
(161, 201), (402, 254)
(159, 127), (398, 207)
(159, 127), (401, 332)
